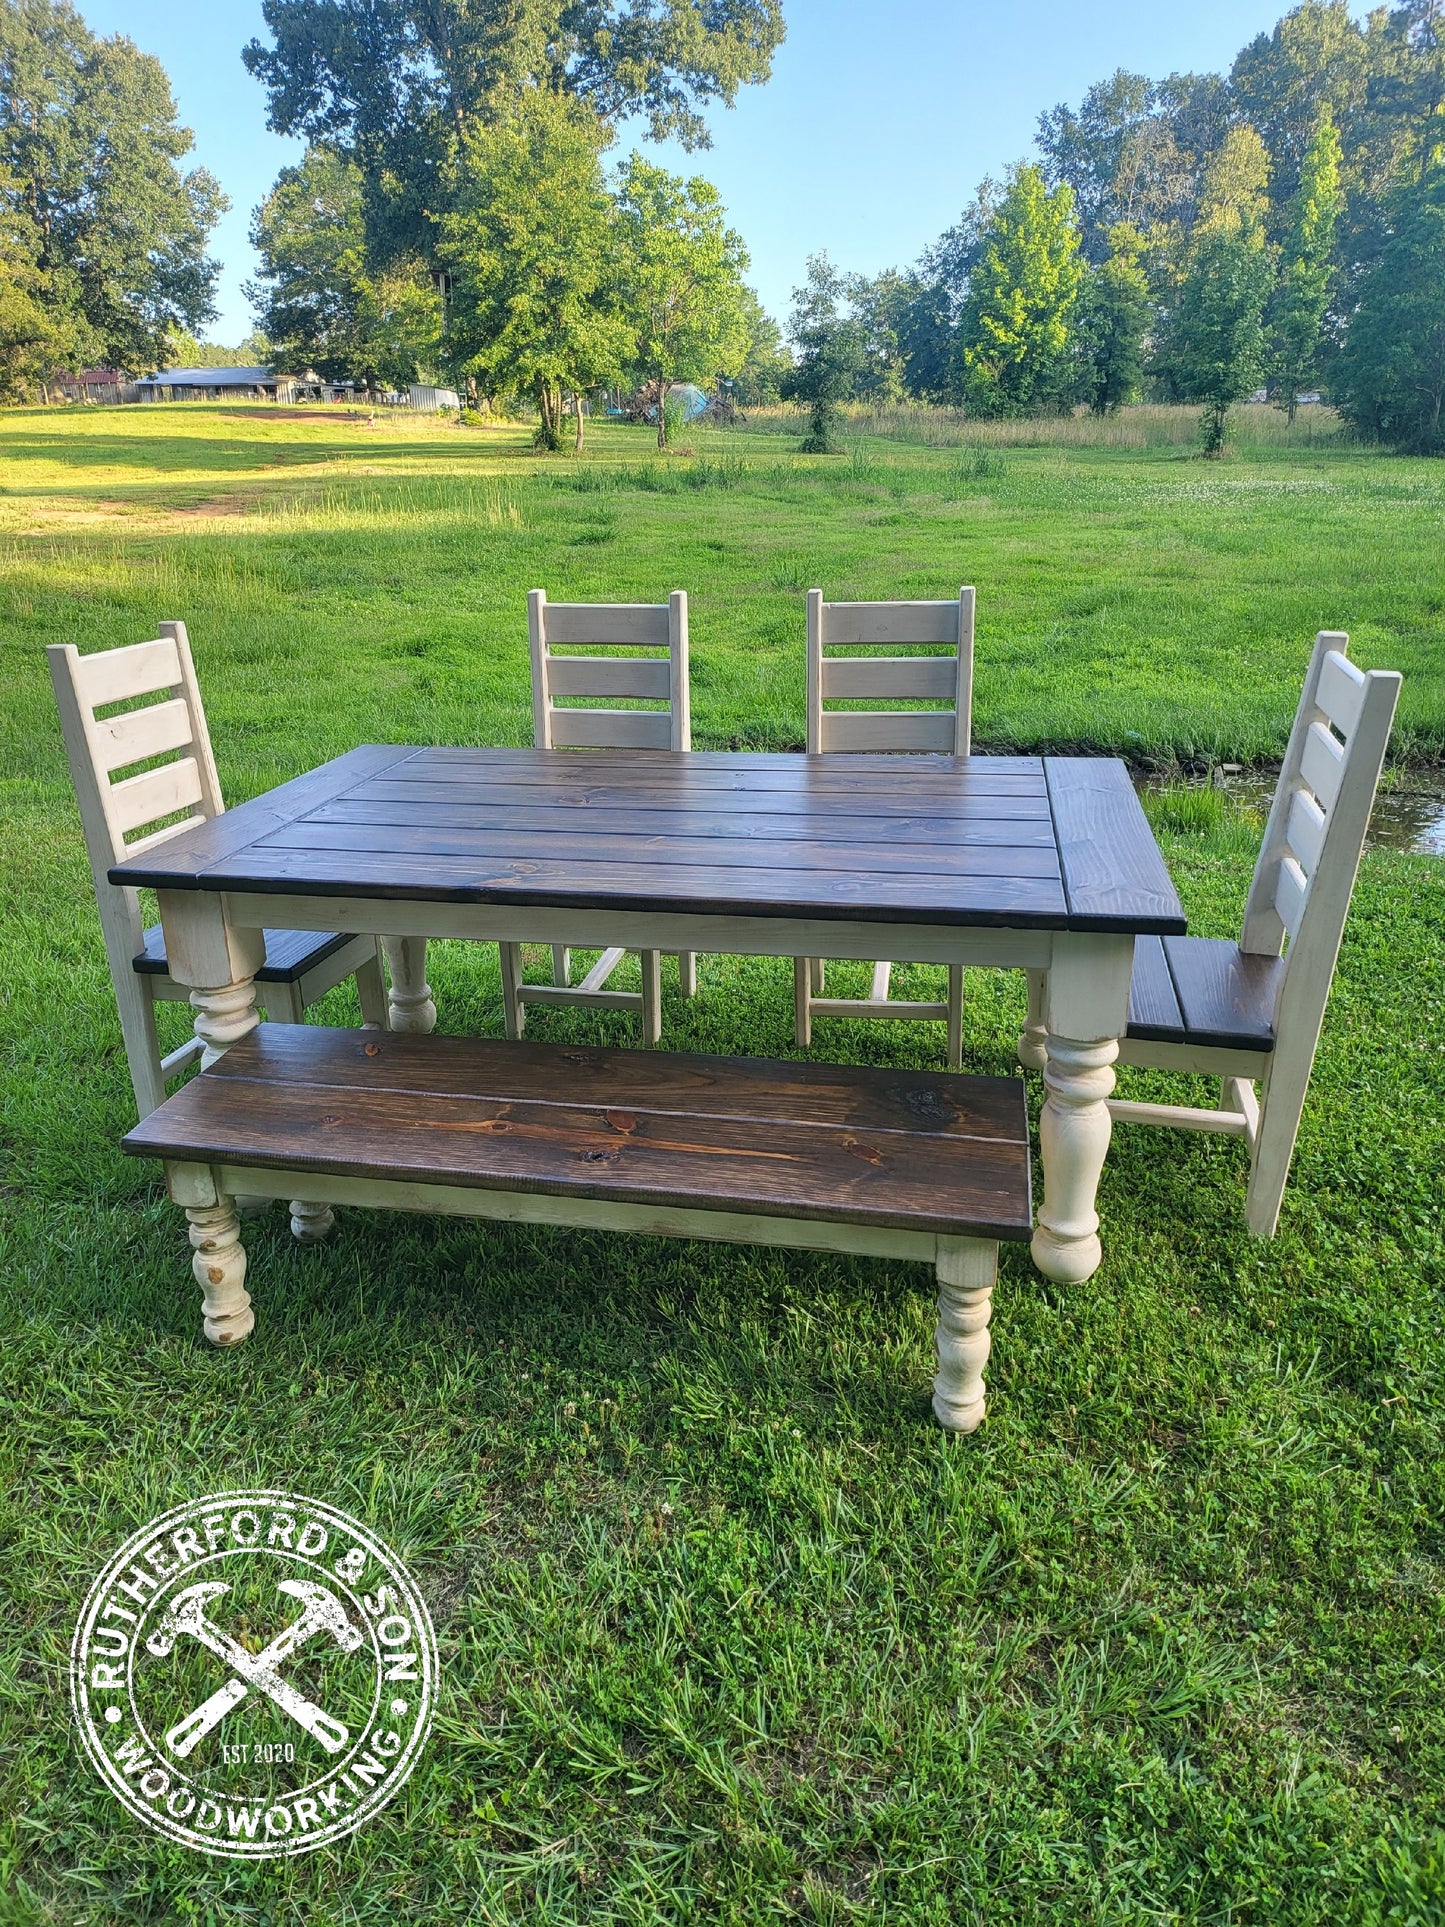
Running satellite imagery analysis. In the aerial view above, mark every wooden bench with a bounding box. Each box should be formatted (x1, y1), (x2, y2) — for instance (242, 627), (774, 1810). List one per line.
(122, 1026), (1034, 1433)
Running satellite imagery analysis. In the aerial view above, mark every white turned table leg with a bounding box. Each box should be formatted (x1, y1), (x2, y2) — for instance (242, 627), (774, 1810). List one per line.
(1018, 969), (1048, 1071)
(1030, 934), (1133, 1285)
(932, 1238), (996, 1433)
(186, 1198), (253, 1346)
(1032, 1035), (1118, 1282)
(383, 935), (436, 1034)
(289, 1199), (335, 1244)
(190, 978), (261, 1067)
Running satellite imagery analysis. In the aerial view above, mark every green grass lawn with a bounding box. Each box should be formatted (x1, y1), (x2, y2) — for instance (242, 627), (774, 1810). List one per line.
(2, 405), (1444, 1924)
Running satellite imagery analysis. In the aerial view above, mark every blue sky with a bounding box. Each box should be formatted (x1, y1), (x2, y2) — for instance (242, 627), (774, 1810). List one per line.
(86, 0), (1337, 343)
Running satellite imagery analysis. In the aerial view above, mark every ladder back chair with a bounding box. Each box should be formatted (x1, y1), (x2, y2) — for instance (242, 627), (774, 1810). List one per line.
(499, 589), (694, 1046)
(794, 587), (975, 1070)
(48, 624), (389, 1121)
(1109, 631), (1402, 1235)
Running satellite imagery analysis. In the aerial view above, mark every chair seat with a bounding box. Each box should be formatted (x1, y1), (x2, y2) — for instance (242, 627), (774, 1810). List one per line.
(133, 924), (357, 985)
(1127, 936), (1282, 1052)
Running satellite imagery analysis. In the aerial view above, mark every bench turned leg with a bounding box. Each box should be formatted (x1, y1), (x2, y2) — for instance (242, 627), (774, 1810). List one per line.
(932, 1237), (995, 1433)
(289, 1199), (335, 1244)
(186, 1198), (253, 1347)
(1018, 970), (1048, 1071)
(383, 936), (436, 1034)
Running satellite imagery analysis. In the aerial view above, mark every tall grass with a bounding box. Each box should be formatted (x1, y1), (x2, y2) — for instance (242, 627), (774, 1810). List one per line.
(734, 400), (1349, 450)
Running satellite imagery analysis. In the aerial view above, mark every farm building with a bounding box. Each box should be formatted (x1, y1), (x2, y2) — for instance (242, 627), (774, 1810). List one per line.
(135, 367), (302, 403)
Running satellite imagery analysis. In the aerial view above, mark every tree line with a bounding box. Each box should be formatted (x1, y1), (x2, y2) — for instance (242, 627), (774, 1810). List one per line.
(1, 0), (1442, 454)
(788, 1), (1445, 454)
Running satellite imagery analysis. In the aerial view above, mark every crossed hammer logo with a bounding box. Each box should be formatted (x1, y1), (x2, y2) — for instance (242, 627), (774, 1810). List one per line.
(147, 1579), (364, 1760)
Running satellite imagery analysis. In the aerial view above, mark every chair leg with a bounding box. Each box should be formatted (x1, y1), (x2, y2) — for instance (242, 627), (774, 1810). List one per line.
(263, 981), (305, 1024)
(354, 941), (389, 1028)
(932, 1237), (996, 1434)
(290, 1199), (335, 1244)
(640, 950), (662, 1046)
(1244, 1056), (1306, 1240)
(499, 942), (525, 1040)
(551, 945), (571, 986)
(1018, 970), (1048, 1071)
(946, 964), (964, 1072)
(677, 952), (697, 999)
(793, 957), (813, 1048)
(119, 972), (168, 1121)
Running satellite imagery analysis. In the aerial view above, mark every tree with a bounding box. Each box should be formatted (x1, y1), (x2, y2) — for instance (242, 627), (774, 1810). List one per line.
(1167, 127), (1277, 453)
(1075, 222), (1150, 412)
(729, 285), (789, 405)
(782, 252), (866, 450)
(243, 0), (784, 273)
(957, 163), (1084, 418)
(1230, 2), (1371, 224)
(613, 156), (750, 449)
(0, 0), (225, 371)
(1270, 112), (1342, 416)
(1333, 164), (1445, 451)
(248, 146), (441, 389)
(0, 171), (79, 395)
(443, 91), (632, 448)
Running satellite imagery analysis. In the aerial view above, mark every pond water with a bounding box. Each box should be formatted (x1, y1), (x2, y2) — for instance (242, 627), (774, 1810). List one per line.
(1141, 768), (1445, 856)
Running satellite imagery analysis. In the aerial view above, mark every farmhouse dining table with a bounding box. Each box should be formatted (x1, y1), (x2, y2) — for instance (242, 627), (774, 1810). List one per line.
(112, 746), (1186, 1285)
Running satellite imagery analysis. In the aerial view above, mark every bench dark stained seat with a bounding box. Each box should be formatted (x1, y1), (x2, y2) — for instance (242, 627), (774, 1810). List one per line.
(122, 1025), (1034, 1434)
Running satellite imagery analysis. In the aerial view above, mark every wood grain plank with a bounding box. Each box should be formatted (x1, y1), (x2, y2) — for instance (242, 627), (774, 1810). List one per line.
(359, 779), (1053, 823)
(1044, 758), (1186, 933)
(123, 1028), (1032, 1239)
(184, 843), (1073, 925)
(259, 819), (1065, 882)
(109, 745), (426, 887)
(1125, 934), (1185, 1042)
(199, 1024), (1032, 1140)
(306, 798), (1059, 846)
(1162, 936), (1282, 1051)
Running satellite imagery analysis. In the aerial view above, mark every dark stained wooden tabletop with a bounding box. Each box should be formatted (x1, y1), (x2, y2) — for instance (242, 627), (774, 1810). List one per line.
(111, 746), (1185, 935)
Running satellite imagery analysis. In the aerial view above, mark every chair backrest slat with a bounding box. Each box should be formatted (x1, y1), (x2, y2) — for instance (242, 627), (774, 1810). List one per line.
(73, 635), (183, 711)
(528, 590), (689, 753)
(1298, 719), (1345, 815)
(1316, 648), (1366, 739)
(108, 756), (207, 838)
(47, 621), (225, 999)
(93, 695), (196, 775)
(545, 656), (673, 700)
(807, 587), (974, 756)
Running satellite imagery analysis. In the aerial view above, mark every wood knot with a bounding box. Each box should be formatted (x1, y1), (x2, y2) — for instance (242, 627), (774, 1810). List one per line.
(604, 1109), (637, 1134)
(363, 1042), (381, 1057)
(895, 1086), (958, 1125)
(846, 1139), (884, 1165)
(580, 1148), (619, 1163)
(319, 1114), (342, 1127)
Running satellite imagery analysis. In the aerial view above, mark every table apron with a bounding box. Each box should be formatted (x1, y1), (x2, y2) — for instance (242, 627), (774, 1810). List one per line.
(219, 891), (1059, 971)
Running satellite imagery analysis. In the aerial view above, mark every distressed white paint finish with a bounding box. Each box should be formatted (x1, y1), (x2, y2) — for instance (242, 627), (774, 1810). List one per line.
(48, 626), (388, 1118)
(500, 589), (695, 1040)
(1031, 933), (1134, 1284)
(382, 935), (437, 1034)
(289, 1199), (336, 1244)
(172, 1154), (1000, 1431)
(796, 586), (975, 1068)
(1018, 969), (1048, 1071)
(932, 1236), (997, 1434)
(185, 1196), (253, 1346)
(1115, 632), (1402, 1238)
